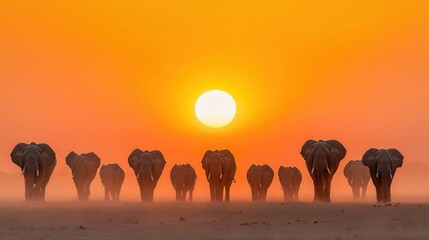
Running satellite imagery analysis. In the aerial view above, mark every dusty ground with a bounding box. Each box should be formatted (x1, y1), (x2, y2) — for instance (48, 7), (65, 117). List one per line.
(0, 202), (428, 240)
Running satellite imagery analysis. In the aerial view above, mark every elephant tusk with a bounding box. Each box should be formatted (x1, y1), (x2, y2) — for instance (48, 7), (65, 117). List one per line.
(376, 172), (379, 178)
(326, 167), (331, 174)
(151, 175), (154, 181)
(21, 169), (25, 176)
(136, 174), (140, 179)
(350, 179), (353, 184)
(311, 167), (315, 174)
(208, 173), (211, 180)
(36, 169), (39, 176)
(219, 173), (222, 180)
(390, 172), (393, 179)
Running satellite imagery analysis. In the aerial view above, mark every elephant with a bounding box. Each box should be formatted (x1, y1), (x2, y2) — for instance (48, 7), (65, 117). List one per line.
(128, 149), (166, 202)
(201, 149), (236, 202)
(362, 148), (404, 203)
(170, 164), (197, 201)
(301, 139), (347, 202)
(246, 164), (274, 202)
(99, 163), (125, 201)
(10, 142), (57, 201)
(343, 160), (370, 200)
(278, 166), (302, 202)
(66, 151), (101, 201)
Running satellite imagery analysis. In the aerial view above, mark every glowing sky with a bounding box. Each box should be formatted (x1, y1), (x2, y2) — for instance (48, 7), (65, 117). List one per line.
(0, 1), (428, 201)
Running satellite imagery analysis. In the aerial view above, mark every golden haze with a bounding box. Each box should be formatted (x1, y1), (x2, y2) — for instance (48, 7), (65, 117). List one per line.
(0, 1), (429, 202)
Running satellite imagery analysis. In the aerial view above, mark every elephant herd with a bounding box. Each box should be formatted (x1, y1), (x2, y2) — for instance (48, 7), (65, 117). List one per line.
(9, 140), (404, 204)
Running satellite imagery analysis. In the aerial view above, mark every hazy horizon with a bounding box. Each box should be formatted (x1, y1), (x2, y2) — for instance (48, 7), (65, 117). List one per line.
(1, 1), (429, 202)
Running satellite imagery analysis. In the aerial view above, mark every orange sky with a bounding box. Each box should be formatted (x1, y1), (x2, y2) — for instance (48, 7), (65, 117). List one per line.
(1, 1), (429, 202)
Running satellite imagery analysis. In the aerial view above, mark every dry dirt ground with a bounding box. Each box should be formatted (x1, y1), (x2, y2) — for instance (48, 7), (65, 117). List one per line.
(0, 202), (428, 240)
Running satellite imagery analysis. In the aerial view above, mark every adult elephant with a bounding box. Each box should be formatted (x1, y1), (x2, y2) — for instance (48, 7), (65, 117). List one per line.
(10, 142), (56, 201)
(246, 164), (274, 202)
(343, 160), (370, 200)
(99, 163), (125, 201)
(66, 151), (101, 201)
(278, 166), (302, 202)
(301, 139), (347, 202)
(201, 149), (236, 202)
(128, 149), (166, 202)
(170, 164), (197, 201)
(362, 148), (404, 204)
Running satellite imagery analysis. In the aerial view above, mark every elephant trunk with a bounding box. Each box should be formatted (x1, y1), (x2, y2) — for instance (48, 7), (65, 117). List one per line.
(213, 176), (222, 202)
(251, 186), (260, 202)
(351, 186), (360, 200)
(24, 171), (36, 201)
(74, 179), (87, 201)
(313, 165), (326, 201)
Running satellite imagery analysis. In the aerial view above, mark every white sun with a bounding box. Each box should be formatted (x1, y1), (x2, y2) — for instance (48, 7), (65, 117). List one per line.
(195, 90), (237, 128)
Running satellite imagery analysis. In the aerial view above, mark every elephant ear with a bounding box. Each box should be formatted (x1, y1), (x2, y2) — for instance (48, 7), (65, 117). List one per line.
(343, 160), (355, 179)
(100, 164), (106, 175)
(82, 152), (101, 174)
(362, 148), (379, 170)
(326, 140), (347, 162)
(201, 150), (214, 171)
(65, 151), (79, 168)
(189, 165), (197, 179)
(11, 143), (28, 169)
(150, 150), (166, 164)
(150, 150), (166, 182)
(220, 149), (234, 161)
(128, 148), (144, 170)
(300, 140), (317, 161)
(170, 164), (179, 186)
(293, 167), (302, 179)
(278, 166), (285, 179)
(37, 143), (56, 168)
(387, 148), (404, 168)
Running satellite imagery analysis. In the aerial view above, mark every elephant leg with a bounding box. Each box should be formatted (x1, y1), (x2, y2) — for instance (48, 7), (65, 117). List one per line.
(175, 190), (181, 201)
(312, 179), (318, 202)
(182, 189), (188, 201)
(225, 185), (231, 202)
(362, 184), (368, 200)
(85, 182), (91, 200)
(295, 187), (300, 201)
(104, 188), (109, 201)
(138, 181), (145, 201)
(149, 187), (155, 202)
(324, 177), (332, 202)
(386, 181), (392, 203)
(375, 184), (382, 203)
(189, 189), (193, 202)
(282, 189), (287, 202)
(116, 183), (122, 201)
(209, 181), (215, 202)
(261, 188), (267, 202)
(40, 186), (46, 201)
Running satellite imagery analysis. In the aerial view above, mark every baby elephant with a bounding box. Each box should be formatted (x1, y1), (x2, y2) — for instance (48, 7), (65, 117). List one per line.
(343, 160), (370, 200)
(170, 164), (197, 201)
(99, 164), (125, 201)
(246, 164), (274, 202)
(66, 151), (101, 201)
(278, 166), (302, 202)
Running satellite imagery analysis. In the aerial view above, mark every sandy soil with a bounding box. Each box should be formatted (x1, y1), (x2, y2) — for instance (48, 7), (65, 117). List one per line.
(0, 202), (428, 240)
